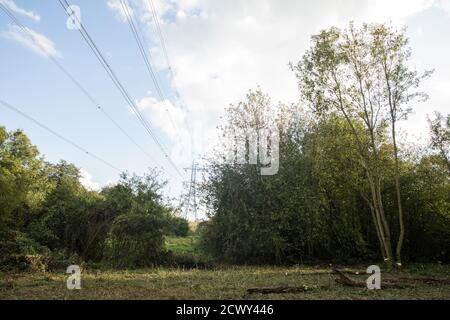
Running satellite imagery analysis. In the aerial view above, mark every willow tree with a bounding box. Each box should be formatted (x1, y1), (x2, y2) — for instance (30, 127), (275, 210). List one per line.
(292, 22), (430, 269)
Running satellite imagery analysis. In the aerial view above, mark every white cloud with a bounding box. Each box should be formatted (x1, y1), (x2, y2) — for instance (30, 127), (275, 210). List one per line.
(136, 95), (198, 162)
(136, 95), (185, 141)
(0, 0), (40, 22)
(360, 0), (434, 24)
(110, 0), (450, 161)
(437, 0), (450, 15)
(1, 24), (61, 58)
(79, 168), (101, 191)
(107, 0), (134, 22)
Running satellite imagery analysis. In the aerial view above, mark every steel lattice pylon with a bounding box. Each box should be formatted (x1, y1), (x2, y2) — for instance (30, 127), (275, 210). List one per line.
(182, 161), (207, 220)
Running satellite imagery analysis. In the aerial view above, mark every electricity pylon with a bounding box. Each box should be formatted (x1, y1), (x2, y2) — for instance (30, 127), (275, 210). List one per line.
(182, 161), (207, 220)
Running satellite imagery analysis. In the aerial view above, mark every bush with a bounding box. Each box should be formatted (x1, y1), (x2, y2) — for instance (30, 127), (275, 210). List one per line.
(0, 231), (85, 272)
(109, 214), (165, 267)
(46, 250), (85, 272)
(0, 231), (50, 272)
(164, 216), (190, 237)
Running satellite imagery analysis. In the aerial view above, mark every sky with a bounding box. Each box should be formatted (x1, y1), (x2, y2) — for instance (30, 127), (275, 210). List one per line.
(0, 0), (449, 211)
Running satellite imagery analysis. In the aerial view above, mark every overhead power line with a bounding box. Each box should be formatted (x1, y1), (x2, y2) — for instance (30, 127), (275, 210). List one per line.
(146, 0), (179, 99)
(0, 98), (122, 173)
(0, 2), (158, 167)
(58, 0), (184, 179)
(119, 0), (188, 157)
(145, 0), (195, 159)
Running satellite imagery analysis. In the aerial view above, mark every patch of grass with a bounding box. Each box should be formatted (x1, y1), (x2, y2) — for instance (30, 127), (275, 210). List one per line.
(163, 235), (213, 268)
(164, 235), (203, 256)
(0, 264), (449, 300)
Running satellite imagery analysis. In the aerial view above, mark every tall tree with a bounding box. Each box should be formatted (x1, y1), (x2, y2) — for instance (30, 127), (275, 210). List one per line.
(0, 128), (46, 231)
(292, 23), (430, 268)
(371, 25), (432, 268)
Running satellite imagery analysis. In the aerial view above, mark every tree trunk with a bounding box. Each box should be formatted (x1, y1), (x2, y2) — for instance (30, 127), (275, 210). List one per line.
(383, 59), (405, 269)
(369, 129), (394, 270)
(392, 121), (405, 269)
(369, 203), (387, 260)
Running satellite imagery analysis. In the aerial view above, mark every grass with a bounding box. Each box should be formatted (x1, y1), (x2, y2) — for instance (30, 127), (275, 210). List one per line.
(164, 235), (203, 256)
(1, 264), (449, 300)
(1, 238), (448, 299)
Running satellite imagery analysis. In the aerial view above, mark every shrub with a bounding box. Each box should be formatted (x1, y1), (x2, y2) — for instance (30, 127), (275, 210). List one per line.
(164, 216), (190, 237)
(46, 250), (85, 272)
(109, 214), (165, 267)
(0, 231), (50, 272)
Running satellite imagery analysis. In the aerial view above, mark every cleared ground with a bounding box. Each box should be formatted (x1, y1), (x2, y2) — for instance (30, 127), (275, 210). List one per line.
(1, 264), (449, 300)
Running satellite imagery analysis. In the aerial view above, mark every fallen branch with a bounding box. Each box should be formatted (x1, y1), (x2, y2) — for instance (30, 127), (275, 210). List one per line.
(296, 270), (366, 276)
(332, 268), (408, 289)
(396, 276), (450, 285)
(332, 268), (364, 287)
(247, 285), (313, 294)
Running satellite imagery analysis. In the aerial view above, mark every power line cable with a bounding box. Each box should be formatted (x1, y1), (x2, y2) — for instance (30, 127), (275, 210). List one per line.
(0, 2), (158, 167)
(146, 0), (177, 95)
(119, 0), (187, 157)
(61, 0), (181, 177)
(58, 0), (184, 179)
(60, 0), (168, 152)
(0, 98), (122, 172)
(145, 0), (195, 158)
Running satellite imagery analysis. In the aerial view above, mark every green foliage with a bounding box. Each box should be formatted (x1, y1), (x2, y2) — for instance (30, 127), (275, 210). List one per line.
(0, 229), (54, 272)
(0, 127), (172, 270)
(45, 250), (85, 272)
(1, 22), (449, 271)
(0, 127), (47, 231)
(163, 215), (190, 237)
(104, 172), (168, 267)
(428, 112), (450, 172)
(400, 155), (450, 261)
(109, 214), (164, 267)
(165, 235), (202, 256)
(25, 161), (112, 262)
(162, 236), (212, 268)
(200, 87), (450, 264)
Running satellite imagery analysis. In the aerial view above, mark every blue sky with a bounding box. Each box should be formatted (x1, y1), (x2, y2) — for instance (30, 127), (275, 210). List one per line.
(0, 0), (188, 196)
(1, 0), (450, 212)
